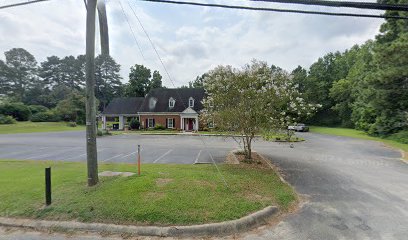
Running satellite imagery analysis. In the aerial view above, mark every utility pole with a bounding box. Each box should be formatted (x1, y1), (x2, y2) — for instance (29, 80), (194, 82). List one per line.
(85, 0), (98, 186)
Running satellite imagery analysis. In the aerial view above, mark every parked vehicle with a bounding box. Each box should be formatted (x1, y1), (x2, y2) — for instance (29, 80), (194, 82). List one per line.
(288, 123), (309, 132)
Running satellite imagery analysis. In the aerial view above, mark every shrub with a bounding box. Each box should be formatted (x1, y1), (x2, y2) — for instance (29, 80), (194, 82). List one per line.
(387, 130), (408, 144)
(154, 124), (166, 130)
(28, 105), (49, 115)
(67, 122), (77, 127)
(129, 119), (140, 130)
(97, 129), (111, 136)
(0, 114), (16, 124)
(0, 102), (31, 121)
(31, 111), (60, 122)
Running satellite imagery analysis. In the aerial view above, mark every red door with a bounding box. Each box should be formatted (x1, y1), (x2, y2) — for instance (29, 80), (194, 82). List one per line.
(188, 119), (193, 130)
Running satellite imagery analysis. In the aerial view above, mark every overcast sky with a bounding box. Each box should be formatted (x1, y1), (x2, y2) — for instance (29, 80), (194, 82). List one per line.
(0, 0), (384, 87)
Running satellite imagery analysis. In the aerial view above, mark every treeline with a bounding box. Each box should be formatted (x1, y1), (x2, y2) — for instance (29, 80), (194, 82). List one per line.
(0, 48), (163, 123)
(291, 3), (407, 138)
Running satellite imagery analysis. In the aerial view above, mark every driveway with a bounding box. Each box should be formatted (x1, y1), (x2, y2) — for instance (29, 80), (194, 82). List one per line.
(0, 131), (407, 239)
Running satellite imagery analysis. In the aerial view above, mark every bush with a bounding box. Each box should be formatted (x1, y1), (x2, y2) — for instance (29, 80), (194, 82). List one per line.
(97, 129), (111, 136)
(28, 105), (49, 115)
(0, 114), (16, 124)
(31, 111), (61, 122)
(387, 130), (408, 144)
(154, 124), (166, 130)
(0, 102), (31, 121)
(129, 119), (140, 130)
(67, 122), (77, 127)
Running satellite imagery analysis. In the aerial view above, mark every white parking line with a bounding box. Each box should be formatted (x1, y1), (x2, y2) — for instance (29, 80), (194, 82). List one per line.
(121, 151), (136, 158)
(25, 147), (81, 160)
(102, 154), (123, 162)
(153, 149), (173, 163)
(63, 148), (106, 161)
(194, 150), (202, 164)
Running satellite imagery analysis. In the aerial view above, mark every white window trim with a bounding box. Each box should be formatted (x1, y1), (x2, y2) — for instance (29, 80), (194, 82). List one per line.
(148, 118), (154, 128)
(169, 98), (175, 108)
(167, 118), (174, 129)
(189, 97), (195, 108)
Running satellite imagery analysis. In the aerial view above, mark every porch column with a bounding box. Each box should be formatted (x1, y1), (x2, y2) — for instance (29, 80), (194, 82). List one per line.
(102, 115), (107, 130)
(180, 117), (184, 130)
(195, 116), (199, 131)
(119, 115), (124, 130)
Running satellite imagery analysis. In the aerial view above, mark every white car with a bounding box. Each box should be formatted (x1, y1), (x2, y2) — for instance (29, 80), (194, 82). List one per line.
(288, 123), (309, 132)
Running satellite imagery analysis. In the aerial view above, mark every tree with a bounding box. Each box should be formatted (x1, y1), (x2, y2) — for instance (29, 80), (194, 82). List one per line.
(203, 60), (318, 160)
(150, 70), (163, 90)
(54, 91), (87, 124)
(125, 64), (151, 97)
(125, 64), (163, 97)
(188, 73), (207, 88)
(1, 48), (38, 101)
(95, 55), (123, 110)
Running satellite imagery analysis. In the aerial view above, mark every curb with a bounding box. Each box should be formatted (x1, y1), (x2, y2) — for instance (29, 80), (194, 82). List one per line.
(0, 206), (278, 237)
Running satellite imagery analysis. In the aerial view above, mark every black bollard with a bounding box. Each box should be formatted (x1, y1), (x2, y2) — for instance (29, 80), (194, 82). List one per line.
(45, 167), (51, 206)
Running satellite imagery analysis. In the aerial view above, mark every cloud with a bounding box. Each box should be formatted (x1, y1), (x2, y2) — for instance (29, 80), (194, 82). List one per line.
(0, 0), (384, 87)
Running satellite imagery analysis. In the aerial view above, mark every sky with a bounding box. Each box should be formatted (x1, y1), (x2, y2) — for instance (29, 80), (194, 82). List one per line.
(0, 0), (384, 87)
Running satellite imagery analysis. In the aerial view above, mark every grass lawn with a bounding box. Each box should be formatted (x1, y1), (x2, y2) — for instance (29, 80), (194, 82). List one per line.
(0, 122), (85, 134)
(310, 126), (408, 153)
(0, 160), (297, 226)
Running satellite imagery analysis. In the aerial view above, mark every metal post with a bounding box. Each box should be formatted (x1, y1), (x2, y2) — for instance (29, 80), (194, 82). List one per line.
(45, 167), (51, 206)
(86, 0), (99, 186)
(138, 145), (141, 176)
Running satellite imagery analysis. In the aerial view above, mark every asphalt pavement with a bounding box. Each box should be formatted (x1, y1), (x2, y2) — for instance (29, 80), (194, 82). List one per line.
(0, 131), (407, 240)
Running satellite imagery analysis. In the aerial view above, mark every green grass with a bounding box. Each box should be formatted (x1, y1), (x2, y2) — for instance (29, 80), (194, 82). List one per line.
(0, 160), (297, 225)
(310, 126), (408, 153)
(0, 122), (85, 134)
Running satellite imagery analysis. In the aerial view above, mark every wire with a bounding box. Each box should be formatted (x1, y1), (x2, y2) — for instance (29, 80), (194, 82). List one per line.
(118, 0), (145, 60)
(127, 0), (229, 188)
(249, 0), (408, 11)
(137, 0), (408, 20)
(0, 0), (50, 9)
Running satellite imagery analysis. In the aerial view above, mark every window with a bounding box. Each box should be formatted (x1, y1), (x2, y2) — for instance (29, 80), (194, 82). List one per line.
(189, 97), (194, 108)
(148, 118), (155, 128)
(169, 97), (175, 108)
(167, 118), (174, 129)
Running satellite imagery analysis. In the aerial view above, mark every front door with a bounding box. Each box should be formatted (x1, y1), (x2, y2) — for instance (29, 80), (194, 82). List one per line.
(184, 118), (194, 131)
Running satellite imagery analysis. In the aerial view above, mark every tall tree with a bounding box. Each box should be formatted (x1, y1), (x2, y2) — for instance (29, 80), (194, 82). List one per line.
(126, 64), (151, 97)
(1, 48), (38, 101)
(150, 70), (163, 90)
(125, 64), (163, 97)
(95, 54), (123, 110)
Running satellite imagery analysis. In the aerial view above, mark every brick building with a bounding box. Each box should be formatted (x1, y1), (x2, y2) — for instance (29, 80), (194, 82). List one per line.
(101, 88), (205, 131)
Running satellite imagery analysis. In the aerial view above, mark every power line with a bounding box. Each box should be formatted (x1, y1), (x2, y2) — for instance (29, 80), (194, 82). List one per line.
(249, 0), (408, 12)
(126, 0), (229, 188)
(118, 0), (145, 60)
(137, 0), (408, 20)
(0, 0), (50, 9)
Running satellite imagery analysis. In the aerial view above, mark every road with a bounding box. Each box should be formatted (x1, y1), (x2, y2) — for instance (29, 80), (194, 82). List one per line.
(0, 131), (407, 239)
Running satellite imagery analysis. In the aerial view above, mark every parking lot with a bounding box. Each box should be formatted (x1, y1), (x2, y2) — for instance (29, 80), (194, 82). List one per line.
(0, 131), (246, 164)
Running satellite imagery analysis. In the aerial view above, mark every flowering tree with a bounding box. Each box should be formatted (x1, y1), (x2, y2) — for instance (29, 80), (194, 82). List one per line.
(202, 60), (319, 160)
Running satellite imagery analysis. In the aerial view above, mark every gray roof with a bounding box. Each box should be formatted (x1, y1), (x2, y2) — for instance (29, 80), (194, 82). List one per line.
(138, 88), (205, 113)
(102, 97), (144, 115)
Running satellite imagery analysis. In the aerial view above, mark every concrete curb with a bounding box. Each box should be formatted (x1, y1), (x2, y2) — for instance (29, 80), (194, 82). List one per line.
(0, 206), (278, 237)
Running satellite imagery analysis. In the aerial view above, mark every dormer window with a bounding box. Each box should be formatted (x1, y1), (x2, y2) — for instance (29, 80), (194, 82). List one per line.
(169, 97), (175, 108)
(149, 97), (157, 110)
(189, 97), (194, 108)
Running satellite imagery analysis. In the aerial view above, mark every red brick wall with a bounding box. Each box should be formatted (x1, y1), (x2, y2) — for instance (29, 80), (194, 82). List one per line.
(140, 115), (181, 130)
